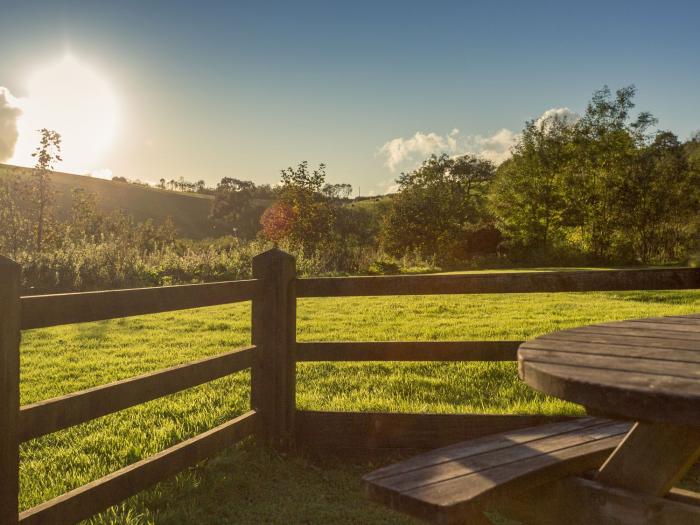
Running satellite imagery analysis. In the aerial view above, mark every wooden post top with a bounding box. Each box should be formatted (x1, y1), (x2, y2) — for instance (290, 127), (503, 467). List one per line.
(519, 314), (700, 426)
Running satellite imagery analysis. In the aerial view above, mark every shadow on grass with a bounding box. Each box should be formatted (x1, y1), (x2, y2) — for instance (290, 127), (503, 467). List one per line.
(91, 441), (700, 525)
(91, 440), (420, 525)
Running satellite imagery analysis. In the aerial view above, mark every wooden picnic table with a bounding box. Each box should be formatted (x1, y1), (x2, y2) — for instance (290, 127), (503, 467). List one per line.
(518, 313), (700, 523)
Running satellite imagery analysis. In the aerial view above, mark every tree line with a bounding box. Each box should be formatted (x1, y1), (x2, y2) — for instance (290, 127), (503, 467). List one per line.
(1, 85), (698, 293)
(231, 86), (699, 267)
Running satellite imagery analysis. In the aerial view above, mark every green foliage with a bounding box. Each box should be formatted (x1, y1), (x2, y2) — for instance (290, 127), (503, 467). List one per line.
(266, 161), (336, 252)
(0, 170), (33, 255)
(208, 177), (273, 239)
(382, 153), (499, 265)
(321, 182), (353, 200)
(490, 85), (700, 264)
(367, 258), (400, 275)
(489, 115), (573, 257)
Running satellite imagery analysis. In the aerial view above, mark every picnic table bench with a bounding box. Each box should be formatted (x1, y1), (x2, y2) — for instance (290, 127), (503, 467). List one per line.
(364, 314), (700, 524)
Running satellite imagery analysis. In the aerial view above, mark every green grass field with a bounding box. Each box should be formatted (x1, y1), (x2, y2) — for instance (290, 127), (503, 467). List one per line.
(18, 280), (700, 524)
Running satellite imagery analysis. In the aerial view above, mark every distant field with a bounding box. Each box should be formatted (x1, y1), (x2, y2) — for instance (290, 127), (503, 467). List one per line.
(0, 164), (216, 238)
(17, 273), (700, 524)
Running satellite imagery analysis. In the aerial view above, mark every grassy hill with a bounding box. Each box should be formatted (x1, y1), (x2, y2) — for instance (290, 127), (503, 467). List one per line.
(0, 164), (217, 239)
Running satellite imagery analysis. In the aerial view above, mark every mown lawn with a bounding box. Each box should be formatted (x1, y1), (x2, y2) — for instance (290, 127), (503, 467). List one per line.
(18, 274), (700, 524)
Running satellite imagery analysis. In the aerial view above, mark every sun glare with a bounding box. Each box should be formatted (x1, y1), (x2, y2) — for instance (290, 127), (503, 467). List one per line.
(11, 55), (118, 174)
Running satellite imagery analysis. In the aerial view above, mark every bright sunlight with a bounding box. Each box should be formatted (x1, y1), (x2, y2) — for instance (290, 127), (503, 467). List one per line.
(11, 54), (118, 175)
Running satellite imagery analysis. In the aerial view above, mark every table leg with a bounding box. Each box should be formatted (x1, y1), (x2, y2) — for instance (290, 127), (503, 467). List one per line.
(596, 421), (700, 496)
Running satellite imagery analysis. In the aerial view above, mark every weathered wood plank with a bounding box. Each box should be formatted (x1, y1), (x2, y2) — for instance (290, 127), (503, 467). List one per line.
(569, 324), (700, 341)
(20, 346), (257, 442)
(295, 411), (577, 453)
(519, 361), (700, 425)
(19, 410), (258, 525)
(364, 419), (628, 525)
(395, 436), (624, 525)
(636, 316), (700, 325)
(518, 347), (700, 378)
(0, 257), (20, 525)
(524, 339), (700, 363)
(364, 418), (620, 482)
(296, 267), (700, 297)
(21, 279), (260, 329)
(371, 421), (629, 492)
(539, 331), (700, 351)
(251, 249), (296, 448)
(597, 320), (700, 334)
(503, 476), (700, 525)
(597, 421), (700, 495)
(296, 341), (521, 362)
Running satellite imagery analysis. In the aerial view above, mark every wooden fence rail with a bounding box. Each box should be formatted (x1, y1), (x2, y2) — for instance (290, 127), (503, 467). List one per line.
(1, 250), (699, 525)
(21, 279), (260, 330)
(19, 345), (257, 441)
(296, 341), (522, 362)
(296, 267), (700, 297)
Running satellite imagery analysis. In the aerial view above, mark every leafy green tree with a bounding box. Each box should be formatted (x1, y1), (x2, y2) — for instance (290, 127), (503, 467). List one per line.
(209, 177), (267, 239)
(615, 131), (699, 262)
(383, 153), (498, 264)
(490, 116), (572, 257)
(564, 85), (657, 259)
(322, 183), (352, 200)
(267, 161), (335, 252)
(491, 85), (698, 263)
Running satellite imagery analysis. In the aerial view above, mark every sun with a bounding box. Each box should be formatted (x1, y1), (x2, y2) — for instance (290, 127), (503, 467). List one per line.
(11, 55), (119, 175)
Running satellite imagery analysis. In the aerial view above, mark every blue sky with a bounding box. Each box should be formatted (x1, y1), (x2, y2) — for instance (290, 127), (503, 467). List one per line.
(1, 1), (699, 194)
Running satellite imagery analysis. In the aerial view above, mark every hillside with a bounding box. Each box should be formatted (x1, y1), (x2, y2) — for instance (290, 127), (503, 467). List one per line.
(0, 164), (216, 238)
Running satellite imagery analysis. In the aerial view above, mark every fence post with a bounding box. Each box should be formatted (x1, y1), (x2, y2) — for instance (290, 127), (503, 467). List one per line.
(0, 256), (20, 525)
(251, 248), (296, 449)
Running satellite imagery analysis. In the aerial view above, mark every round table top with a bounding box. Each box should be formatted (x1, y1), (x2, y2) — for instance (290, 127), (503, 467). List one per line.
(518, 314), (700, 426)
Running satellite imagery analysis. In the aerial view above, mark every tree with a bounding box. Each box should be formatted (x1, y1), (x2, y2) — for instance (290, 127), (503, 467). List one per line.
(30, 128), (62, 251)
(264, 161), (335, 252)
(490, 85), (699, 264)
(615, 131), (699, 262)
(490, 116), (572, 257)
(209, 177), (266, 239)
(565, 85), (657, 260)
(382, 153), (498, 263)
(322, 183), (352, 200)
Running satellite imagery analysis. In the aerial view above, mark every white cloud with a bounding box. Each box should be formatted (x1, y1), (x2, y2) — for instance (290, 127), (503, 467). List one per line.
(377, 107), (579, 173)
(378, 127), (517, 172)
(0, 87), (22, 162)
(379, 129), (461, 171)
(534, 107), (580, 129)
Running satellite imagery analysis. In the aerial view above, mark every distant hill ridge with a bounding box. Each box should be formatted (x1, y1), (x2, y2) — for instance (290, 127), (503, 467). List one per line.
(0, 164), (216, 238)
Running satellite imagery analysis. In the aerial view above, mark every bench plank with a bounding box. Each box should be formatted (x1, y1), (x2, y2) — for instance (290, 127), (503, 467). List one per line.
(364, 419), (630, 525)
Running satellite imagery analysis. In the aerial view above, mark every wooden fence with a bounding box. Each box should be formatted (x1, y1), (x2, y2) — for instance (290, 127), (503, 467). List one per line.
(1, 248), (699, 524)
